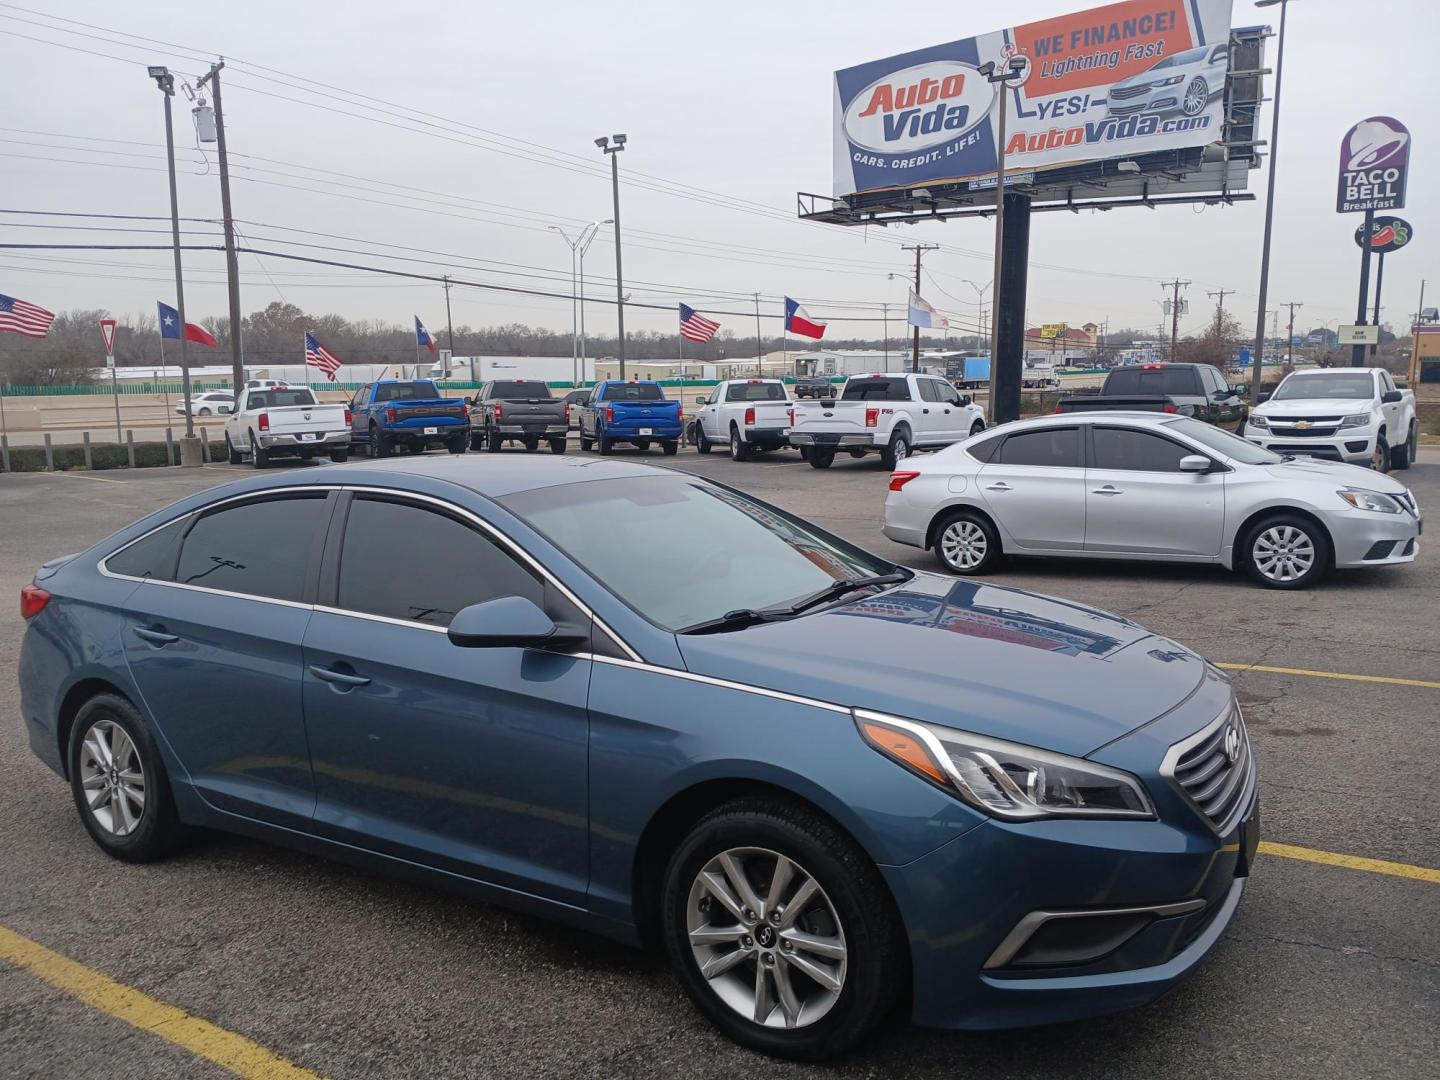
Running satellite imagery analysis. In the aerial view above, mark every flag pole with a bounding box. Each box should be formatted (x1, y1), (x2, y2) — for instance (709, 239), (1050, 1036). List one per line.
(159, 333), (172, 417)
(678, 313), (684, 378)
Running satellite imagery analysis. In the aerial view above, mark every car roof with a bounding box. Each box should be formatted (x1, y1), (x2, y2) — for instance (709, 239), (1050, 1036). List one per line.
(1282, 367), (1374, 376)
(993, 412), (1186, 430)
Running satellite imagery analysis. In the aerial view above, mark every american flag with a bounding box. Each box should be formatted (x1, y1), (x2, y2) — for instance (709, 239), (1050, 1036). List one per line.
(0, 293), (57, 339)
(304, 331), (343, 381)
(679, 303), (720, 344)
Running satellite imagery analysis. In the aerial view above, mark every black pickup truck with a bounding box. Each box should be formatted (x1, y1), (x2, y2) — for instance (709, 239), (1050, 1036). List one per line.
(467, 379), (569, 453)
(1055, 363), (1248, 429)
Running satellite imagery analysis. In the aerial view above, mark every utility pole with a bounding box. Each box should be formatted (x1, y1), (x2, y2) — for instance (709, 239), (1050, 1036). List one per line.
(443, 276), (463, 381)
(1162, 279), (1191, 361)
(1280, 300), (1303, 369)
(1408, 279), (1427, 385)
(902, 244), (939, 373)
(196, 61), (243, 396)
(1207, 287), (1234, 320)
(753, 293), (763, 367)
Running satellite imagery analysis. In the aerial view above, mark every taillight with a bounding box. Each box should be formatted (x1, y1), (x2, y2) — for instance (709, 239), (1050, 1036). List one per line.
(564, 404), (571, 423)
(385, 407), (397, 423)
(788, 407), (795, 426)
(258, 412), (270, 432)
(344, 408), (352, 425)
(605, 406), (615, 424)
(21, 585), (51, 620)
(493, 403), (503, 421)
(888, 471), (921, 492)
(744, 406), (755, 426)
(1055, 405), (1064, 414)
(865, 408), (879, 428)
(1162, 402), (1178, 414)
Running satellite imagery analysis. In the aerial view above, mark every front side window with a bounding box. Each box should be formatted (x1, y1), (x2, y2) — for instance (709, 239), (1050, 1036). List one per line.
(175, 495), (329, 602)
(350, 385), (370, 409)
(1092, 427), (1190, 472)
(997, 428), (1080, 468)
(336, 498), (541, 627)
(501, 476), (888, 632)
(916, 379), (942, 403)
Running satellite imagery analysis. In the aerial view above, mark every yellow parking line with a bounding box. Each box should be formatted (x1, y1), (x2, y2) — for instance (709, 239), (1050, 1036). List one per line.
(1259, 842), (1440, 885)
(1216, 662), (1440, 691)
(0, 925), (322, 1079)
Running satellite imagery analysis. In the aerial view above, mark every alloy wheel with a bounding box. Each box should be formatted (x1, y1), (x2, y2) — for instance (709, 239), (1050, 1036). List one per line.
(78, 719), (146, 837)
(1252, 525), (1315, 583)
(1183, 77), (1207, 116)
(686, 847), (847, 1030)
(941, 520), (988, 570)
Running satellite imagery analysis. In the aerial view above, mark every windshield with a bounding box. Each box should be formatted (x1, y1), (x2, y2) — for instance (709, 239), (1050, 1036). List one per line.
(491, 381), (553, 399)
(725, 382), (787, 402)
(1151, 46), (1207, 70)
(375, 381), (440, 402)
(606, 383), (664, 401)
(501, 475), (890, 631)
(1271, 373), (1374, 400)
(1163, 417), (1282, 464)
(249, 389), (317, 408)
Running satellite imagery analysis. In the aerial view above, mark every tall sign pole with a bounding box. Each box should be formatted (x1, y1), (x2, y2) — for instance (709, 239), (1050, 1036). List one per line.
(1336, 116), (1411, 365)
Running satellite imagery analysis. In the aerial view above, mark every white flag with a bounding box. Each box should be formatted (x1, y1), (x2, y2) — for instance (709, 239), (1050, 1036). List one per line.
(907, 289), (948, 330)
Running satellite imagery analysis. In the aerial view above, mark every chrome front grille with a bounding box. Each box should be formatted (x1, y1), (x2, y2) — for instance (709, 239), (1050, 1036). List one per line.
(1110, 84), (1150, 100)
(1164, 704), (1254, 833)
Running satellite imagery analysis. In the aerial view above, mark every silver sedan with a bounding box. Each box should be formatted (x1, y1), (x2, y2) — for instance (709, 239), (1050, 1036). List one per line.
(882, 413), (1421, 589)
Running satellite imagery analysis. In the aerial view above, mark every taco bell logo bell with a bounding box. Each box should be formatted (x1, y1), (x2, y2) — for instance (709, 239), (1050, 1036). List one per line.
(1336, 116), (1410, 213)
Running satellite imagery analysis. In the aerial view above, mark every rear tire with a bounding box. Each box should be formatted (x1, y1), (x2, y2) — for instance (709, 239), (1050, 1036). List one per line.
(447, 434), (468, 455)
(549, 437), (567, 455)
(932, 509), (1001, 575)
(1243, 513), (1330, 590)
(1391, 423), (1416, 470)
(808, 450), (834, 470)
(660, 797), (907, 1060)
(250, 435), (269, 469)
(370, 424), (390, 458)
(847, 448), (867, 459)
(661, 440), (678, 456)
(329, 449), (349, 463)
(880, 429), (910, 470)
(68, 694), (184, 863)
(523, 436), (540, 453)
(636, 439), (652, 452)
(730, 427), (752, 462)
(598, 436), (614, 456)
(487, 430), (503, 453)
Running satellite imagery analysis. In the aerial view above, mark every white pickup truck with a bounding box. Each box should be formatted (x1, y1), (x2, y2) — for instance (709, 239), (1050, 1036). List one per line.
(788, 372), (986, 470)
(692, 378), (792, 461)
(223, 385), (351, 468)
(1243, 366), (1418, 471)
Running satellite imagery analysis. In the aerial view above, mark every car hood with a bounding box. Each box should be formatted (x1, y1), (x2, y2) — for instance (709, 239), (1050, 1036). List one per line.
(1260, 457), (1408, 493)
(676, 573), (1209, 758)
(1252, 399), (1371, 418)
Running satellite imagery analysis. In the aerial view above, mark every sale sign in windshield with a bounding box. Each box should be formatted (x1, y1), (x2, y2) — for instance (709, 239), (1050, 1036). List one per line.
(832, 0), (1233, 196)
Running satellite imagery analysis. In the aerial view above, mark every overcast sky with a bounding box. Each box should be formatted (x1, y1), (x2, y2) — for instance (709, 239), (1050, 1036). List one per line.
(1, 0), (1434, 350)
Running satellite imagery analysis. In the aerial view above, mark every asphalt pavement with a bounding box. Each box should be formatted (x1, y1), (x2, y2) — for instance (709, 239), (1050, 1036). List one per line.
(0, 444), (1436, 1079)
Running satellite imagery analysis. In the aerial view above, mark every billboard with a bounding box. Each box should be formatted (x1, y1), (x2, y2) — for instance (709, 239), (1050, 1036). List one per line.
(832, 0), (1234, 196)
(1336, 117), (1410, 213)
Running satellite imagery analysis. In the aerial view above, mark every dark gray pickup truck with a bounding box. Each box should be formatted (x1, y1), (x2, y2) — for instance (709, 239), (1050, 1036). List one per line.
(467, 379), (569, 453)
(1055, 363), (1248, 429)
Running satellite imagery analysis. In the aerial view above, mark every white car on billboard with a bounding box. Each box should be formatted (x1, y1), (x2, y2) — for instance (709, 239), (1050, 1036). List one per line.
(1105, 44), (1228, 119)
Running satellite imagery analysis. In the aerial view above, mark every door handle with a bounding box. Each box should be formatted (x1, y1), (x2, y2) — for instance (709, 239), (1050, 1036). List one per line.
(985, 482), (1012, 492)
(132, 626), (179, 646)
(308, 665), (371, 688)
(1091, 486), (1123, 496)
(922, 408), (931, 414)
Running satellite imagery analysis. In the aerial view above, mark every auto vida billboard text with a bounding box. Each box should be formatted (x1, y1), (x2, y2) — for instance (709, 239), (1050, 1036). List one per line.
(831, 0), (1234, 196)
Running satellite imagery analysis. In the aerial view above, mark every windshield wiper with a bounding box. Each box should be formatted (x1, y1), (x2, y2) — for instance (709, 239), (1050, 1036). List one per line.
(679, 608), (783, 635)
(780, 571), (912, 616)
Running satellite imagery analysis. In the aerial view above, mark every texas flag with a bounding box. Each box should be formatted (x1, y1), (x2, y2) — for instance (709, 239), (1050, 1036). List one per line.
(157, 301), (217, 347)
(415, 315), (437, 353)
(784, 297), (826, 340)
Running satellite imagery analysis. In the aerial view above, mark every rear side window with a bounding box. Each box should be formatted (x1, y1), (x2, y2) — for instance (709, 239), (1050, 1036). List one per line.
(842, 378), (910, 401)
(336, 498), (542, 627)
(491, 381), (552, 399)
(106, 517), (187, 580)
(725, 382), (786, 402)
(175, 495), (329, 602)
(1104, 368), (1198, 397)
(606, 383), (664, 401)
(1092, 427), (1190, 472)
(997, 428), (1080, 468)
(967, 432), (1004, 463)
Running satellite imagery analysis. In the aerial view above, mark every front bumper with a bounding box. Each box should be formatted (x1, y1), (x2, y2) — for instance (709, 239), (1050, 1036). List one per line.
(1329, 509), (1421, 568)
(787, 432), (877, 449)
(1243, 425), (1375, 464)
(257, 431), (350, 449)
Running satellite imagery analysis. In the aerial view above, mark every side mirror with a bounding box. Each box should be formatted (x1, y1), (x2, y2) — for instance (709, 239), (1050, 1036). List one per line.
(447, 596), (579, 649)
(958, 395), (971, 407)
(1179, 455), (1212, 473)
(695, 396), (708, 405)
(1381, 389), (1402, 404)
(1257, 391), (1272, 404)
(1232, 384), (1249, 397)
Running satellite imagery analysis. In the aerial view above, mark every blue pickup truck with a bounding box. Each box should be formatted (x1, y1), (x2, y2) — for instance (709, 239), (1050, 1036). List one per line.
(349, 379), (470, 457)
(577, 381), (682, 455)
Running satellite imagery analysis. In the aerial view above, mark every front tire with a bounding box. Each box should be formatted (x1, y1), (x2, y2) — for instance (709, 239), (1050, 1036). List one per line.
(580, 434), (594, 452)
(598, 435), (614, 455)
(1182, 76), (1209, 117)
(1391, 424), (1416, 470)
(696, 424), (713, 454)
(932, 509), (1001, 575)
(1244, 514), (1330, 589)
(197, 407), (212, 417)
(1371, 434), (1390, 472)
(661, 798), (906, 1060)
(225, 434), (243, 465)
(68, 694), (183, 863)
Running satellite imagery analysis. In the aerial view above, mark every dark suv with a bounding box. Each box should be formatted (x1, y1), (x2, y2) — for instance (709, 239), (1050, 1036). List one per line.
(793, 375), (835, 399)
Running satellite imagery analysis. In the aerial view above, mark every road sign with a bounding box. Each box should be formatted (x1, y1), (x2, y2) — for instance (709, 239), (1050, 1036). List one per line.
(98, 318), (117, 357)
(1040, 323), (1065, 340)
(1354, 216), (1413, 254)
(1336, 117), (1411, 213)
(1337, 324), (1380, 345)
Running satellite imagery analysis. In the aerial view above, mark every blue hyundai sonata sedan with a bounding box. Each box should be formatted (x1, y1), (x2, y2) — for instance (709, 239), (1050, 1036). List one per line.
(18, 456), (1256, 1058)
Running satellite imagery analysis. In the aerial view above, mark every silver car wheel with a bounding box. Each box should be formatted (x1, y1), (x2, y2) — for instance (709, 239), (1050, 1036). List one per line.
(686, 846), (847, 1030)
(1252, 525), (1315, 583)
(78, 719), (146, 837)
(1182, 77), (1208, 116)
(941, 520), (988, 570)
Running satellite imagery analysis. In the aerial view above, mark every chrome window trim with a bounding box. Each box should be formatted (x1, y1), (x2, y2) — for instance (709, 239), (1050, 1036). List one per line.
(982, 898), (1207, 970)
(312, 603), (449, 635)
(1159, 699), (1255, 836)
(586, 654), (850, 715)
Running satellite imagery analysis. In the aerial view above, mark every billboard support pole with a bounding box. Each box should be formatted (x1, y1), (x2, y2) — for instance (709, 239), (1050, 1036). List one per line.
(1369, 251), (1386, 360)
(992, 193), (1030, 426)
(1250, 0), (1291, 401)
(1353, 207), (1375, 365)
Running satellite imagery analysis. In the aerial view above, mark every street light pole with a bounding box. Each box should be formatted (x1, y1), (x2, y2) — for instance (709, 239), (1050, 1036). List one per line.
(575, 218), (608, 384)
(149, 65), (199, 465)
(549, 225), (582, 386)
(596, 135), (628, 379)
(1250, 0), (1294, 398)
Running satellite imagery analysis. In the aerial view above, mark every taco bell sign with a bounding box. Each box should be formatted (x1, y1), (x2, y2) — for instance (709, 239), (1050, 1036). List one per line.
(1336, 116), (1410, 213)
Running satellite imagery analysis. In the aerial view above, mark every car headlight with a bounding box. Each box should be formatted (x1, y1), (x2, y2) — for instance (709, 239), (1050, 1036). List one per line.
(855, 709), (1154, 820)
(1158, 74), (1185, 85)
(1339, 413), (1371, 429)
(1248, 414), (1269, 430)
(1337, 488), (1403, 513)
